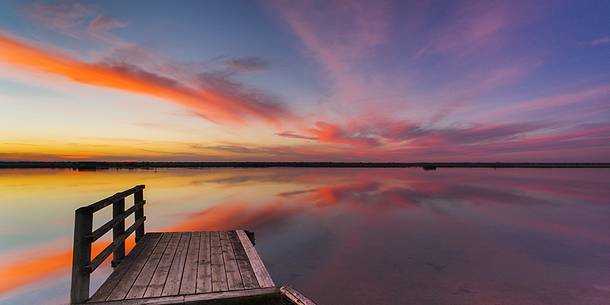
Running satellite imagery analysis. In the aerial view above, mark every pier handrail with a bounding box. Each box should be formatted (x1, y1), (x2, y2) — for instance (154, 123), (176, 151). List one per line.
(70, 185), (146, 304)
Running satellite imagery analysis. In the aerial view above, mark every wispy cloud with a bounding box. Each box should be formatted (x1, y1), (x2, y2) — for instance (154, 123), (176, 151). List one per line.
(0, 32), (292, 125)
(418, 1), (514, 58)
(278, 117), (550, 149)
(271, 0), (392, 106)
(87, 15), (128, 32)
(25, 1), (127, 41)
(223, 56), (269, 72)
(25, 1), (95, 38)
(4, 1), (609, 162)
(482, 84), (610, 121)
(275, 131), (318, 140)
(16, 3), (292, 125)
(306, 121), (381, 147)
(591, 35), (610, 46)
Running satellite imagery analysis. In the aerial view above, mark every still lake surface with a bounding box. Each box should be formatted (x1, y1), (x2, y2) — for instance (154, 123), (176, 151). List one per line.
(0, 168), (609, 305)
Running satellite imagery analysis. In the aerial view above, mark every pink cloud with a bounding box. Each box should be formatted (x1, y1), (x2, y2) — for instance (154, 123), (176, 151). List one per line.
(307, 121), (381, 147)
(273, 114), (610, 161)
(270, 0), (544, 136)
(280, 116), (548, 148)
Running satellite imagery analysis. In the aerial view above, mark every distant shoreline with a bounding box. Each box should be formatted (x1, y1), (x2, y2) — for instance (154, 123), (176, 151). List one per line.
(1, 161), (609, 170)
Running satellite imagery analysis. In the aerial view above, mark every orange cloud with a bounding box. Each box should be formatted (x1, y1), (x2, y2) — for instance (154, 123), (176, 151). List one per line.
(0, 32), (291, 125)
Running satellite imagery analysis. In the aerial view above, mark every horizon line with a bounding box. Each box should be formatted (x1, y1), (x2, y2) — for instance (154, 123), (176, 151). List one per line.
(1, 161), (610, 169)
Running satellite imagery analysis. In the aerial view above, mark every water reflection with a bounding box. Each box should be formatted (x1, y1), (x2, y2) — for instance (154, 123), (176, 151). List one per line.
(1, 168), (609, 304)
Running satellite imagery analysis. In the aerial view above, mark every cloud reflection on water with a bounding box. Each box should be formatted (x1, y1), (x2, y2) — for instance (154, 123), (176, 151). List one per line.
(1, 168), (609, 304)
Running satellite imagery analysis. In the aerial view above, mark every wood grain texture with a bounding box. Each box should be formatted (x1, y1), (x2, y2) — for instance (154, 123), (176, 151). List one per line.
(179, 231), (200, 295)
(220, 231), (244, 290)
(84, 287), (281, 305)
(210, 232), (228, 292)
(236, 230), (275, 288)
(107, 232), (171, 300)
(87, 230), (282, 304)
(196, 231), (212, 294)
(280, 286), (318, 305)
(89, 233), (161, 302)
(161, 232), (190, 296)
(228, 231), (259, 289)
(122, 232), (173, 299)
(141, 232), (181, 298)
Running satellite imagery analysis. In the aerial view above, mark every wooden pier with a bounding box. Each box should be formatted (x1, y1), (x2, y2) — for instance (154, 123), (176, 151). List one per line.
(70, 185), (316, 305)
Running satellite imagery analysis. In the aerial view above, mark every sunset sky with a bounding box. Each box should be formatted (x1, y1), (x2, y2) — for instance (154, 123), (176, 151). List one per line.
(1, 0), (609, 161)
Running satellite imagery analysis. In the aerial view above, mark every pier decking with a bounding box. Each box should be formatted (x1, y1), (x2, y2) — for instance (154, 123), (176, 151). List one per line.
(70, 185), (315, 305)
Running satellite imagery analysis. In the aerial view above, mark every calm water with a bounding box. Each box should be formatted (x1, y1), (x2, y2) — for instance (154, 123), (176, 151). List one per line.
(1, 168), (609, 305)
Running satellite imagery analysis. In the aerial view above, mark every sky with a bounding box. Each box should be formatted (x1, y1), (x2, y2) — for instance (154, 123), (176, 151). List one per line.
(0, 0), (609, 162)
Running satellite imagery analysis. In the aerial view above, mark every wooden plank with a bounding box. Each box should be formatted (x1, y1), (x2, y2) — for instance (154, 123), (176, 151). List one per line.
(161, 232), (191, 296)
(111, 198), (126, 267)
(141, 232), (181, 298)
(85, 287), (281, 305)
(220, 231), (244, 290)
(85, 295), (183, 305)
(70, 208), (93, 304)
(183, 287), (280, 304)
(236, 230), (275, 288)
(228, 231), (259, 289)
(89, 233), (161, 302)
(280, 286), (318, 305)
(196, 231), (212, 293)
(134, 190), (145, 242)
(107, 232), (170, 300)
(88, 201), (144, 242)
(236, 260), (259, 290)
(210, 231), (228, 292)
(228, 231), (248, 261)
(179, 232), (200, 295)
(86, 185), (144, 213)
(87, 216), (145, 272)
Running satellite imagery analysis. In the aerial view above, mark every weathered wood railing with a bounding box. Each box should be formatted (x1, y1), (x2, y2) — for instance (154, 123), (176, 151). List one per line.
(70, 185), (146, 304)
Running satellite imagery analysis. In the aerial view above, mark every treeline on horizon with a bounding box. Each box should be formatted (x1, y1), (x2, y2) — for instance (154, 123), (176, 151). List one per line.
(1, 161), (609, 169)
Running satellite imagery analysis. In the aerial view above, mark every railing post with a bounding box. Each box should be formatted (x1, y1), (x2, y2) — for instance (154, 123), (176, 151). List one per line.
(111, 198), (126, 267)
(134, 187), (145, 242)
(70, 208), (93, 304)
